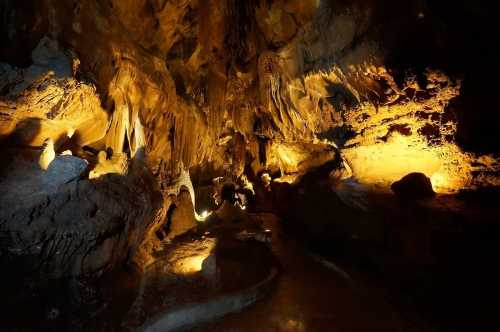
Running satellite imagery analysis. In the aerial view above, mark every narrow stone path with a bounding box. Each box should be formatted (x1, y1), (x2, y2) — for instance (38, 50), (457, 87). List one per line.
(192, 213), (417, 332)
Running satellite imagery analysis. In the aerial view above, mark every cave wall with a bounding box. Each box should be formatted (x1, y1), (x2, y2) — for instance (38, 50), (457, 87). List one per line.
(1, 0), (500, 276)
(2, 0), (499, 185)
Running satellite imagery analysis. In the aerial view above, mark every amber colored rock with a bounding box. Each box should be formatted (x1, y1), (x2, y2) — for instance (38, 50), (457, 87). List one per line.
(167, 190), (197, 239)
(0, 38), (109, 148)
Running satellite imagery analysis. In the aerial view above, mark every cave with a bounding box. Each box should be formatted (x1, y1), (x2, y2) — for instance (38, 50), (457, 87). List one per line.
(1, 1), (500, 331)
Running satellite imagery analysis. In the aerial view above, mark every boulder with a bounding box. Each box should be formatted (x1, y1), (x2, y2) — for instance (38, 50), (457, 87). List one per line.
(391, 172), (436, 199)
(201, 253), (218, 286)
(42, 155), (88, 189)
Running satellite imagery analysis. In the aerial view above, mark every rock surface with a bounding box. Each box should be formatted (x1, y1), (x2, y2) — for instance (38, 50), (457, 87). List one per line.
(1, 0), (500, 281)
(167, 190), (197, 239)
(391, 172), (436, 199)
(0, 38), (109, 148)
(43, 155), (88, 189)
(0, 149), (161, 278)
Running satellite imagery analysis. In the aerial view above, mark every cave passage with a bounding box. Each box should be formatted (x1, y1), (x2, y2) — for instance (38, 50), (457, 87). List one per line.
(195, 213), (411, 332)
(1, 0), (500, 331)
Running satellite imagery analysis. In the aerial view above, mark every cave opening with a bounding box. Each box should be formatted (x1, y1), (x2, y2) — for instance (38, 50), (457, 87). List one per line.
(1, 1), (500, 331)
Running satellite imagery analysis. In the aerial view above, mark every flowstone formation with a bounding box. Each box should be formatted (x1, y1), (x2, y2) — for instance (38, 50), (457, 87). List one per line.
(1, 0), (499, 278)
(0, 37), (109, 148)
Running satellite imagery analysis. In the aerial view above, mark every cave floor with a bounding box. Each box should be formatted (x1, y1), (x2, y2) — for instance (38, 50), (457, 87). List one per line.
(192, 213), (423, 332)
(123, 219), (275, 331)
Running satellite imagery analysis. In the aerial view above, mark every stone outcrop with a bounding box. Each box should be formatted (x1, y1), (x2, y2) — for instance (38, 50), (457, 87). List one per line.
(391, 172), (436, 199)
(0, 37), (109, 148)
(0, 149), (161, 278)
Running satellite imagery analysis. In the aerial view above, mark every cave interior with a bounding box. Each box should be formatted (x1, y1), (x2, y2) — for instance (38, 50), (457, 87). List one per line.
(1, 0), (500, 331)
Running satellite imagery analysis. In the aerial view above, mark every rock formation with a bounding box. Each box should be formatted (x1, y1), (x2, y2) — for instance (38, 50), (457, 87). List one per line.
(39, 138), (55, 170)
(391, 172), (436, 199)
(1, 0), (499, 279)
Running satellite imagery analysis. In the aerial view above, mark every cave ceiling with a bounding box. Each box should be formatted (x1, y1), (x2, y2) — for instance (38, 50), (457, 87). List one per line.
(1, 0), (499, 191)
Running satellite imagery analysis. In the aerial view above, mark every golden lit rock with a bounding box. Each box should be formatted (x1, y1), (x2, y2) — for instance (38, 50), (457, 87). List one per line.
(169, 238), (216, 275)
(38, 138), (55, 170)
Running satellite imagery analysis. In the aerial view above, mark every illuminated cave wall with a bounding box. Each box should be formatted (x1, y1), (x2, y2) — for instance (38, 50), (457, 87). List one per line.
(251, 0), (500, 193)
(2, 0), (500, 192)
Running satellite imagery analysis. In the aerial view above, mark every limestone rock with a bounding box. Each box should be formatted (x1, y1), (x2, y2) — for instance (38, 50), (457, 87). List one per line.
(167, 190), (197, 239)
(201, 253), (218, 285)
(0, 38), (109, 148)
(89, 151), (128, 179)
(38, 138), (55, 170)
(42, 155), (88, 189)
(256, 1), (298, 46)
(0, 150), (161, 279)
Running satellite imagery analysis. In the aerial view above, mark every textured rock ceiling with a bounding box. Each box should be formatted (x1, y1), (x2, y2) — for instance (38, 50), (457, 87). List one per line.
(1, 0), (500, 276)
(2, 0), (499, 190)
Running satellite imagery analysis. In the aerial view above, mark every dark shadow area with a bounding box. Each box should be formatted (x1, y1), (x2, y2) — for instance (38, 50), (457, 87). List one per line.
(385, 0), (500, 153)
(0, 0), (48, 67)
(260, 159), (500, 332)
(0, 117), (41, 147)
(317, 125), (356, 147)
(325, 82), (359, 108)
(0, 117), (41, 175)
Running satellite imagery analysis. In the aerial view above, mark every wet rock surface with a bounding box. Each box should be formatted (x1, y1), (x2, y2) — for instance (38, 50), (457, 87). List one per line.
(195, 213), (421, 332)
(0, 206), (277, 332)
(128, 219), (275, 331)
(266, 166), (500, 331)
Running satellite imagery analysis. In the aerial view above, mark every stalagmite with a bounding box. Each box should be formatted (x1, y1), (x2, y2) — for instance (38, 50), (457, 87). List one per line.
(38, 138), (55, 170)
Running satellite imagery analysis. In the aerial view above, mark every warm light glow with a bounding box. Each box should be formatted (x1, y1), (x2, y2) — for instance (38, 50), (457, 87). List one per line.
(196, 210), (213, 222)
(268, 144), (310, 174)
(240, 174), (255, 195)
(283, 319), (305, 332)
(176, 256), (206, 274)
(39, 138), (55, 171)
(273, 174), (300, 184)
(67, 128), (75, 138)
(430, 172), (449, 192)
(170, 239), (216, 275)
(89, 152), (128, 179)
(343, 133), (471, 193)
